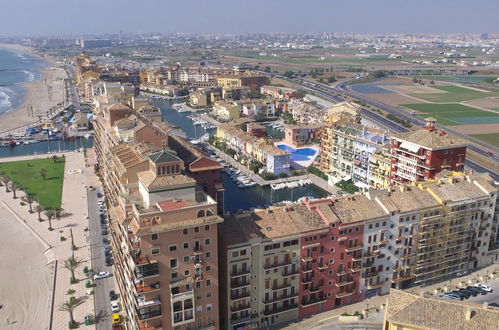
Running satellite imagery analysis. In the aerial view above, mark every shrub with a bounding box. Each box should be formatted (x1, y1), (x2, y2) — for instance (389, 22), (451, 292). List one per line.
(353, 311), (361, 316)
(69, 321), (78, 329)
(308, 166), (328, 181)
(341, 312), (351, 316)
(70, 277), (78, 284)
(67, 289), (76, 295)
(60, 236), (66, 241)
(20, 202), (26, 206)
(278, 172), (289, 178)
(83, 266), (89, 274)
(85, 280), (92, 288)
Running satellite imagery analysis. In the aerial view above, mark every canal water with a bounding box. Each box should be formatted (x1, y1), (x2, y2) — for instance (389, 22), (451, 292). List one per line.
(0, 137), (93, 158)
(154, 98), (330, 212)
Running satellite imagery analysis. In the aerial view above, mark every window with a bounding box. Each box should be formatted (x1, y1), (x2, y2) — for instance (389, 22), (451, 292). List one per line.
(151, 234), (158, 240)
(206, 265), (211, 272)
(207, 291), (212, 298)
(195, 227), (200, 233)
(183, 242), (189, 249)
(206, 279), (211, 286)
(184, 256), (190, 262)
(231, 251), (239, 258)
(151, 248), (160, 255)
(330, 248), (335, 253)
(169, 245), (177, 252)
(171, 272), (178, 279)
(197, 210), (205, 218)
(196, 282), (201, 289)
(205, 238), (211, 245)
(170, 258), (178, 268)
(206, 304), (212, 312)
(240, 250), (246, 256)
(196, 306), (202, 314)
(184, 269), (190, 276)
(368, 224), (373, 229)
(183, 229), (188, 235)
(205, 225), (210, 231)
(206, 251), (211, 258)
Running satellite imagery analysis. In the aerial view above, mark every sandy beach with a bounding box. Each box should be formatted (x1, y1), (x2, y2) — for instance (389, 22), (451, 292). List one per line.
(0, 43), (68, 135)
(0, 203), (53, 329)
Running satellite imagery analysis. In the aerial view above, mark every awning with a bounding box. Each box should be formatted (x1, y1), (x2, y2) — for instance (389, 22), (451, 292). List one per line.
(399, 141), (420, 153)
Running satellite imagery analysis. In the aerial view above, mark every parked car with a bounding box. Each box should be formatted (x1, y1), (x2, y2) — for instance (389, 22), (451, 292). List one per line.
(106, 256), (112, 266)
(111, 301), (120, 313)
(109, 290), (118, 301)
(451, 290), (470, 299)
(458, 288), (477, 297)
(93, 271), (110, 280)
(103, 237), (109, 244)
(97, 192), (102, 198)
(442, 293), (463, 300)
(474, 284), (493, 292)
(466, 286), (487, 295)
(102, 230), (108, 235)
(489, 302), (499, 308)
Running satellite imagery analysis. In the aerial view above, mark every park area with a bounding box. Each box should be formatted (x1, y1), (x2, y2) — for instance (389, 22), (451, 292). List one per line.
(0, 156), (65, 208)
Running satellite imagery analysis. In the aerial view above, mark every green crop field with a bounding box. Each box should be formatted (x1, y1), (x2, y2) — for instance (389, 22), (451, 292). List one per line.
(470, 133), (499, 148)
(409, 85), (499, 102)
(0, 157), (65, 209)
(401, 103), (499, 125)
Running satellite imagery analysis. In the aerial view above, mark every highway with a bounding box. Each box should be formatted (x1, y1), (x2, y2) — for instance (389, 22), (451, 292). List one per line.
(269, 74), (499, 181)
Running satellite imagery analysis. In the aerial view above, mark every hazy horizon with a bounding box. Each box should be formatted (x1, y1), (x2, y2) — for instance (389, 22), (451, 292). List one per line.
(1, 0), (498, 36)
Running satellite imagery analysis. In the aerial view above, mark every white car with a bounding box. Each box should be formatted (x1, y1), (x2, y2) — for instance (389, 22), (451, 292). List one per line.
(111, 300), (120, 313)
(93, 271), (110, 280)
(474, 284), (493, 292)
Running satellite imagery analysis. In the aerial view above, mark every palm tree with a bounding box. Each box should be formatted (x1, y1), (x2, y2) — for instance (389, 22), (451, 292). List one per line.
(22, 194), (36, 213)
(52, 155), (58, 163)
(54, 207), (64, 220)
(10, 182), (22, 199)
(64, 255), (84, 283)
(45, 209), (56, 230)
(39, 168), (47, 180)
(59, 296), (84, 327)
(35, 205), (44, 221)
(1, 175), (11, 192)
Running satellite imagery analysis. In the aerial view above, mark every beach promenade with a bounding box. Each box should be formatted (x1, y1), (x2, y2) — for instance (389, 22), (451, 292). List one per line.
(0, 151), (97, 329)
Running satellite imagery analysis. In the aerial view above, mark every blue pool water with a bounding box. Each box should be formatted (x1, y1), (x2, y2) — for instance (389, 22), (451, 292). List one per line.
(277, 144), (317, 161)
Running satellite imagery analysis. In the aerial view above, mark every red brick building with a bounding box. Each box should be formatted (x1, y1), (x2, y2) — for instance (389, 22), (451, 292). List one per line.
(390, 118), (467, 184)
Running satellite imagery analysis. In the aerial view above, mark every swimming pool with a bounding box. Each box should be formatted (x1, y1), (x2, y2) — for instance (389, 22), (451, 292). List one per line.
(277, 144), (318, 161)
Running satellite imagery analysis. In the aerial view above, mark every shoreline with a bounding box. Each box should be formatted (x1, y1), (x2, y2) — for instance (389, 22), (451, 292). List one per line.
(0, 44), (68, 136)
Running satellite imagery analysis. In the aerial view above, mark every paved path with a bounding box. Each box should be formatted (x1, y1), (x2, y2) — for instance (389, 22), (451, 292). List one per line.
(0, 151), (96, 329)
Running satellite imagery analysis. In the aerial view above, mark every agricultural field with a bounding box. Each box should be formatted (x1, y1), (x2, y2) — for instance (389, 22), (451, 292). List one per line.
(470, 133), (499, 148)
(0, 156), (65, 208)
(400, 103), (499, 125)
(407, 85), (499, 102)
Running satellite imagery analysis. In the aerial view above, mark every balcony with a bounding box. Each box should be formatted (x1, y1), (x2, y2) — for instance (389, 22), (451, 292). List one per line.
(231, 292), (251, 301)
(230, 315), (251, 326)
(137, 320), (162, 330)
(317, 263), (329, 271)
(301, 255), (313, 262)
(264, 260), (294, 270)
(301, 296), (326, 307)
(194, 245), (203, 255)
(307, 285), (323, 294)
(231, 269), (251, 278)
(335, 279), (354, 287)
(302, 266), (313, 273)
(352, 255), (363, 262)
(391, 274), (415, 283)
(137, 308), (162, 321)
(135, 264), (160, 279)
(134, 254), (154, 265)
(134, 280), (160, 294)
(364, 270), (379, 279)
(231, 280), (251, 290)
(345, 244), (363, 253)
(263, 304), (298, 316)
(137, 295), (161, 308)
(351, 266), (362, 272)
(300, 277), (313, 285)
(282, 269), (300, 277)
(263, 293), (298, 304)
(367, 281), (384, 289)
(336, 291), (354, 298)
(231, 304), (251, 312)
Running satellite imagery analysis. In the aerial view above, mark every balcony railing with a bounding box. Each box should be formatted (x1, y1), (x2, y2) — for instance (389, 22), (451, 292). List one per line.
(231, 280), (251, 289)
(231, 292), (251, 301)
(336, 291), (354, 298)
(345, 244), (363, 253)
(231, 304), (251, 312)
(137, 309), (162, 320)
(264, 260), (294, 270)
(263, 293), (298, 304)
(230, 315), (251, 326)
(231, 269), (251, 278)
(282, 269), (300, 277)
(263, 304), (298, 316)
(134, 281), (160, 294)
(137, 296), (161, 308)
(301, 296), (326, 307)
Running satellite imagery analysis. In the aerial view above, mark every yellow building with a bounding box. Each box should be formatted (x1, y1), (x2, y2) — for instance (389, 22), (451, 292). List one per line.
(213, 101), (240, 120)
(217, 76), (241, 89)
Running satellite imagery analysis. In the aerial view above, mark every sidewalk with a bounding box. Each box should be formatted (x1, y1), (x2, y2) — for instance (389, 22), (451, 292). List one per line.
(0, 151), (96, 329)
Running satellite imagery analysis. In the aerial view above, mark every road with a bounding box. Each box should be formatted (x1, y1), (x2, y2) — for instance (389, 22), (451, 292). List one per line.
(88, 187), (116, 329)
(267, 73), (499, 181)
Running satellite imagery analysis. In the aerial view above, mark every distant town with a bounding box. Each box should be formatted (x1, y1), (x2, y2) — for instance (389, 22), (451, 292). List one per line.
(0, 31), (498, 330)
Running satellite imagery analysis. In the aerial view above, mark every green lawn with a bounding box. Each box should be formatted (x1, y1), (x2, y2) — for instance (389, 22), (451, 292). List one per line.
(409, 85), (499, 102)
(0, 157), (65, 208)
(470, 133), (499, 148)
(400, 103), (499, 125)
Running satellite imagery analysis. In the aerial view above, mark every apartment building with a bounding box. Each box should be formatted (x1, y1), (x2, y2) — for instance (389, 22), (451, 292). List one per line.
(218, 173), (498, 328)
(390, 118), (467, 184)
(217, 74), (270, 91)
(383, 289), (499, 330)
(108, 150), (223, 330)
(367, 145), (391, 189)
(319, 112), (389, 187)
(260, 85), (297, 100)
(212, 102), (240, 120)
(216, 121), (290, 175)
(283, 124), (320, 148)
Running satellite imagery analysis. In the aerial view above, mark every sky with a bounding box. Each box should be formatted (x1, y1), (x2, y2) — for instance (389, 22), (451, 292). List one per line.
(1, 0), (498, 36)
